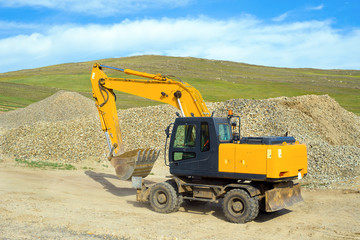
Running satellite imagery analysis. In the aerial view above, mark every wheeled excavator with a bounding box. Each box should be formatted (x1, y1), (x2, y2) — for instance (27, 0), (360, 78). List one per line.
(90, 63), (307, 223)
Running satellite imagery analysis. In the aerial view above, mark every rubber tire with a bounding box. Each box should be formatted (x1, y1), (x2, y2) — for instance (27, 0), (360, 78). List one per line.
(222, 189), (259, 223)
(150, 182), (178, 213)
(165, 179), (183, 211)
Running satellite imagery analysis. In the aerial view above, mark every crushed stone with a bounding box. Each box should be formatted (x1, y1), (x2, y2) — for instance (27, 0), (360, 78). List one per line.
(1, 91), (359, 188)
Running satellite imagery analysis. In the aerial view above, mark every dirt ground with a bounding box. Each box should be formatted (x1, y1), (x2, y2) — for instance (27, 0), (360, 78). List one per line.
(0, 164), (359, 240)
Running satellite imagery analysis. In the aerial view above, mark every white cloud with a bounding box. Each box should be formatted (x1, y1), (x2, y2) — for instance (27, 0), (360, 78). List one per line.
(307, 4), (324, 11)
(1, 16), (360, 72)
(272, 12), (289, 22)
(0, 0), (191, 15)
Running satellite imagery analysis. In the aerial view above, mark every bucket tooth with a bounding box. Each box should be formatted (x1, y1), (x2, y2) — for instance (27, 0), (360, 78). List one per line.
(141, 149), (148, 162)
(145, 149), (151, 162)
(132, 149), (158, 178)
(137, 150), (142, 162)
(152, 150), (159, 162)
(150, 150), (156, 163)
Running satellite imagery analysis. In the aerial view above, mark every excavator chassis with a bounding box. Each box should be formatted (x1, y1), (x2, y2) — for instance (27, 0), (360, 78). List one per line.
(133, 176), (304, 223)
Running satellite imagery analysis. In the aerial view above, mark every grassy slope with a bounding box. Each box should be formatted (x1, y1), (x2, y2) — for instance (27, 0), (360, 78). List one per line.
(0, 55), (359, 114)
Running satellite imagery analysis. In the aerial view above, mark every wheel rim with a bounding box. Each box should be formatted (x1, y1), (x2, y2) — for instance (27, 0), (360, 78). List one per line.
(229, 198), (244, 215)
(154, 190), (168, 208)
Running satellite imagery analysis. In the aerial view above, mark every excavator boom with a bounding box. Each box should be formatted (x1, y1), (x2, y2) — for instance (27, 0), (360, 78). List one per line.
(90, 63), (210, 179)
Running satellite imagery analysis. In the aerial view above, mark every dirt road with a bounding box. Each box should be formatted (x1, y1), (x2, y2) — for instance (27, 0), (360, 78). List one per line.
(0, 165), (359, 240)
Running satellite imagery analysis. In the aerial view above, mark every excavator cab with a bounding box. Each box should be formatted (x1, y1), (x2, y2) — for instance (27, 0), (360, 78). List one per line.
(168, 117), (228, 177)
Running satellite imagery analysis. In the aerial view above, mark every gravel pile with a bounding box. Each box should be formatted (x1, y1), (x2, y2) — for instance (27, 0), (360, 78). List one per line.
(1, 91), (359, 188)
(0, 90), (98, 129)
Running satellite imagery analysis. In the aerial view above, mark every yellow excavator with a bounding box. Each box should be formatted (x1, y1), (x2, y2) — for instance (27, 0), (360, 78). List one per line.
(90, 63), (307, 223)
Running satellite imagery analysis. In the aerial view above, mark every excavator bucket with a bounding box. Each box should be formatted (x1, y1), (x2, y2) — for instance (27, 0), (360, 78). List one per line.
(110, 149), (160, 180)
(265, 183), (303, 212)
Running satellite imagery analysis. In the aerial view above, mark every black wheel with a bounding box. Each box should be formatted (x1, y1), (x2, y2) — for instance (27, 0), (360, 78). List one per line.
(222, 189), (259, 223)
(165, 179), (183, 210)
(150, 182), (178, 213)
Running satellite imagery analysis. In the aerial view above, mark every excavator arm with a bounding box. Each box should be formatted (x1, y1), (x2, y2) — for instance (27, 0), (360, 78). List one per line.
(90, 63), (210, 179)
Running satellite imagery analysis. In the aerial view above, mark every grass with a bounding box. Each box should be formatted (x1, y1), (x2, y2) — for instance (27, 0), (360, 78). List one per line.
(0, 55), (359, 114)
(82, 166), (94, 170)
(15, 158), (76, 170)
(0, 82), (58, 111)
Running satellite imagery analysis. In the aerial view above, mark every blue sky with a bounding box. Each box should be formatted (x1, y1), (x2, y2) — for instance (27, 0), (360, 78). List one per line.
(0, 0), (359, 73)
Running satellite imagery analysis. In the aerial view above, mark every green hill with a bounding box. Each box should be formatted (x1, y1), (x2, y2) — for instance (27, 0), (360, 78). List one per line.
(0, 55), (359, 114)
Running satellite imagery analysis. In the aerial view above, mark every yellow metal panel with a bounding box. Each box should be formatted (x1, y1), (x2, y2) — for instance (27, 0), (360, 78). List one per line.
(218, 143), (307, 179)
(234, 145), (267, 175)
(218, 144), (236, 172)
(266, 144), (307, 179)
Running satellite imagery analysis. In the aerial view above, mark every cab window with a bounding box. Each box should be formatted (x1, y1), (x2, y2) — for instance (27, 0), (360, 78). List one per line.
(173, 124), (197, 161)
(173, 152), (196, 161)
(174, 124), (196, 148)
(200, 122), (210, 152)
(218, 123), (232, 141)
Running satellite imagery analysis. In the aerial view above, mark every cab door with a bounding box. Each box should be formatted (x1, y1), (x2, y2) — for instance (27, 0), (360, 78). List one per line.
(196, 121), (217, 172)
(169, 121), (199, 173)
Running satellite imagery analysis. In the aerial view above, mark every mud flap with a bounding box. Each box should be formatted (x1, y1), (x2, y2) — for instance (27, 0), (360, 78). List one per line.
(265, 183), (303, 212)
(110, 149), (160, 180)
